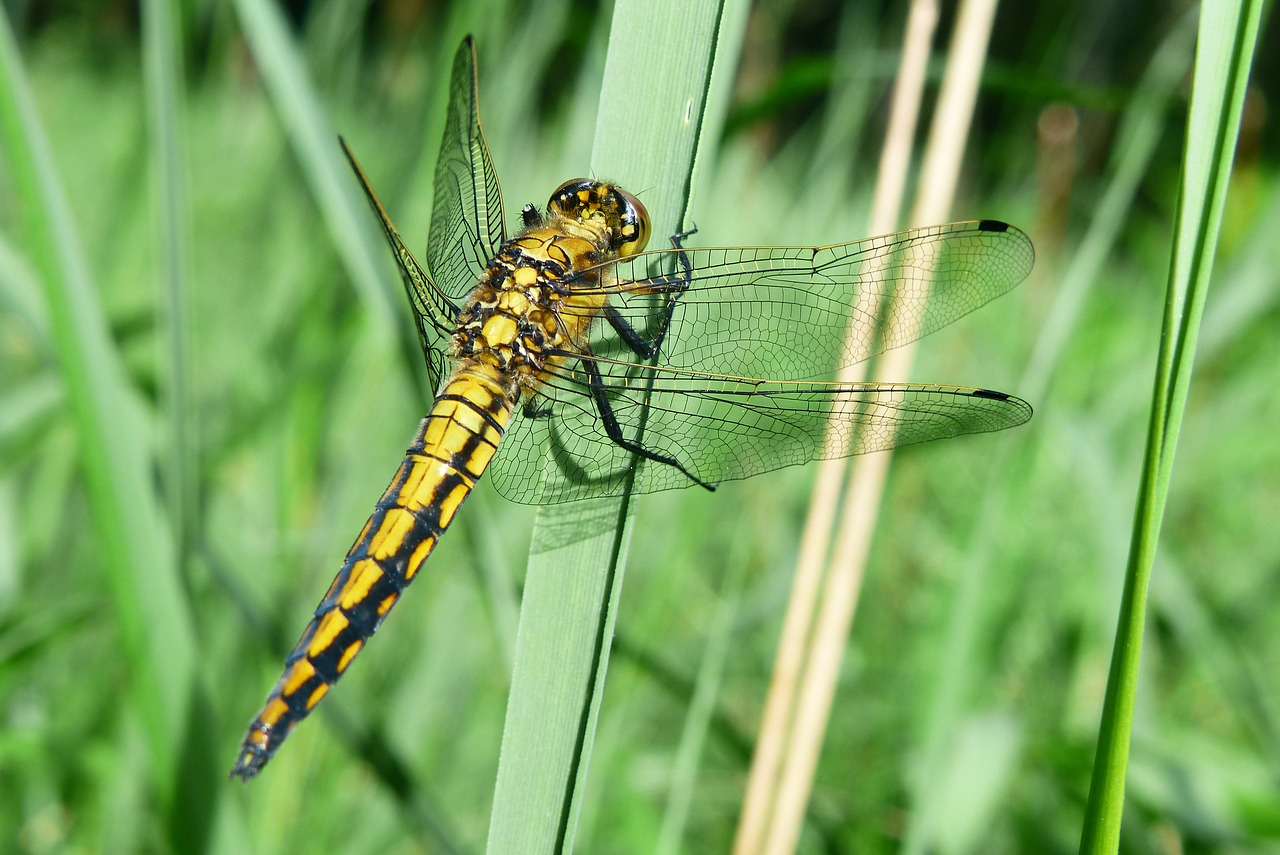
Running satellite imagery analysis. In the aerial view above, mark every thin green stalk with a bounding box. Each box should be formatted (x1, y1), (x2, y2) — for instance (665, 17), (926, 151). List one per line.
(140, 4), (231, 847)
(230, 0), (427, 393)
(142, 0), (197, 605)
(655, 537), (748, 855)
(1078, 2), (1263, 852)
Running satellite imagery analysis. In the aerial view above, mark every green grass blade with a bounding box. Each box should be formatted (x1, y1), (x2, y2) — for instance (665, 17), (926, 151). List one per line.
(0, 2), (196, 804)
(229, 0), (422, 383)
(484, 3), (733, 850)
(655, 547), (747, 855)
(1078, 2), (1264, 852)
(140, 3), (231, 846)
(230, 0), (388, 323)
(142, 0), (197, 614)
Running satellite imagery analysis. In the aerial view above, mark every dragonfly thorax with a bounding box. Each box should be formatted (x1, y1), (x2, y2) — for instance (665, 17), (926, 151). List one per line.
(449, 179), (647, 394)
(452, 232), (610, 393)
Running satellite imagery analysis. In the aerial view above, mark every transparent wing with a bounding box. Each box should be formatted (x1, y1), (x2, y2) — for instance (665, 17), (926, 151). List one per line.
(341, 139), (453, 391)
(340, 36), (507, 392)
(563, 220), (1034, 380)
(485, 220), (1035, 504)
(427, 34), (507, 299)
(489, 357), (1032, 504)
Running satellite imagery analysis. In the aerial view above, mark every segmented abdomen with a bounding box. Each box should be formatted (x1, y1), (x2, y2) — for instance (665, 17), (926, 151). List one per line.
(231, 365), (513, 780)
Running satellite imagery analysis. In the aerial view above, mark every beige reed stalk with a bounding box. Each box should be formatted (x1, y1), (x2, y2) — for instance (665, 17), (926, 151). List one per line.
(733, 1), (1002, 852)
(732, 1), (936, 852)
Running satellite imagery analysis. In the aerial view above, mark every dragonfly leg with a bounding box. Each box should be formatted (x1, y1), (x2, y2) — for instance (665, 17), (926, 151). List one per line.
(605, 226), (699, 359)
(582, 355), (714, 491)
(521, 203), (542, 228)
(653, 226), (697, 292)
(669, 225), (697, 270)
(604, 304), (664, 360)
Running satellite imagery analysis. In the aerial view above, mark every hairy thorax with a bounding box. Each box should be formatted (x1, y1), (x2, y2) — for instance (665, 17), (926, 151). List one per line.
(453, 222), (612, 398)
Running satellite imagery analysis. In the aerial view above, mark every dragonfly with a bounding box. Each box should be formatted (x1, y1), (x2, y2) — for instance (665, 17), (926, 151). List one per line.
(230, 35), (1034, 780)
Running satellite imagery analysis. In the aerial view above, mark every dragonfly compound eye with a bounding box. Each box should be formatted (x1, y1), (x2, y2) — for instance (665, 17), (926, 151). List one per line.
(548, 179), (651, 257)
(611, 187), (650, 258)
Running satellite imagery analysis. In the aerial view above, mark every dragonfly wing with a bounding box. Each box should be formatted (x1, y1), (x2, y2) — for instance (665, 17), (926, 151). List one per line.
(485, 374), (618, 505)
(584, 220), (1034, 381)
(427, 35), (507, 300)
(486, 357), (1032, 504)
(341, 139), (454, 392)
(489, 221), (1034, 503)
(612, 371), (1033, 495)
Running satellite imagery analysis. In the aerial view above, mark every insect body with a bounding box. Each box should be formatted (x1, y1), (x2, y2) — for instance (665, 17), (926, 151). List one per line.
(231, 36), (1034, 780)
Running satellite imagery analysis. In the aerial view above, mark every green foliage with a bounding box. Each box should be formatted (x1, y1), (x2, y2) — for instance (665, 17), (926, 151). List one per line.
(1080, 3), (1266, 853)
(2, 1), (1279, 853)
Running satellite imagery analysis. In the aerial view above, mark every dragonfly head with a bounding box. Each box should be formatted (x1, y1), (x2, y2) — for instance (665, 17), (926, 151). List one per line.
(548, 179), (650, 258)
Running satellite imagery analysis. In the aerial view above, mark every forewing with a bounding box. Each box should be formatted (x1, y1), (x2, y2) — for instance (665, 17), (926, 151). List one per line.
(487, 356), (1032, 504)
(427, 35), (506, 299)
(487, 221), (1033, 503)
(341, 139), (453, 391)
(570, 220), (1034, 381)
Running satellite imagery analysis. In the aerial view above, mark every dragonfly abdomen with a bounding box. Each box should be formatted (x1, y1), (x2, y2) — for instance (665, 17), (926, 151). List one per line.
(231, 364), (513, 779)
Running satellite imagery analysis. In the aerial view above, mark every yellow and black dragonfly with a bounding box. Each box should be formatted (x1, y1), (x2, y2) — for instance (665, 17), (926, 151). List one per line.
(231, 36), (1034, 780)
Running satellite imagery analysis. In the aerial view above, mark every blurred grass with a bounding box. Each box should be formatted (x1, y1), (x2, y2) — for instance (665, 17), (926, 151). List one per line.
(0, 0), (197, 844)
(1, 1), (1279, 854)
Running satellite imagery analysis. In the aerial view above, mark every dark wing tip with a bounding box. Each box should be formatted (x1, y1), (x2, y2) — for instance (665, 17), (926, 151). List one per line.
(977, 219), (1036, 272)
(969, 388), (1034, 426)
(971, 387), (1010, 401)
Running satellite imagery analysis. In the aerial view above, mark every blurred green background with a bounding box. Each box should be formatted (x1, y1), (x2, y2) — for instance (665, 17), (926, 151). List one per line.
(2, 0), (1279, 852)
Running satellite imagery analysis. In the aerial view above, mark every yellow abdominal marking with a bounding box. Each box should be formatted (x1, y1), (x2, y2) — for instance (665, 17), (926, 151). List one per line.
(337, 640), (364, 673)
(397, 460), (430, 510)
(404, 536), (435, 582)
(305, 684), (329, 710)
(282, 659), (316, 696)
(259, 697), (289, 730)
(436, 482), (470, 529)
(338, 559), (385, 610)
(368, 509), (416, 560)
(308, 610), (350, 659)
